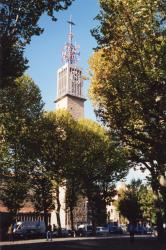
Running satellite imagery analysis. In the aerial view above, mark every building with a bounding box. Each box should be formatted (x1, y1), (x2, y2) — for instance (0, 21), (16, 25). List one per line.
(51, 17), (87, 229)
(55, 16), (86, 119)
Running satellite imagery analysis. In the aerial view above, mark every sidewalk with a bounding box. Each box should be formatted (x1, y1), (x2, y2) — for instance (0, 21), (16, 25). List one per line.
(0, 236), (80, 246)
(0, 237), (77, 250)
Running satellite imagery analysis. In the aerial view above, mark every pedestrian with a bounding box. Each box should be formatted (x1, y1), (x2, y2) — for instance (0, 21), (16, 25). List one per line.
(8, 224), (14, 242)
(46, 223), (52, 241)
(128, 222), (135, 243)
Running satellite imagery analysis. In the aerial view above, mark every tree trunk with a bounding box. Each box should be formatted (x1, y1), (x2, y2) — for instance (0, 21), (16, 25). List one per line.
(55, 186), (62, 236)
(151, 177), (164, 239)
(156, 209), (164, 239)
(91, 204), (96, 236)
(101, 199), (107, 225)
(88, 196), (96, 236)
(43, 209), (48, 228)
(69, 206), (74, 231)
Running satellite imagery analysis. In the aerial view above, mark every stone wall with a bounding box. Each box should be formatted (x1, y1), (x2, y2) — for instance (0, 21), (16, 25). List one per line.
(56, 95), (84, 120)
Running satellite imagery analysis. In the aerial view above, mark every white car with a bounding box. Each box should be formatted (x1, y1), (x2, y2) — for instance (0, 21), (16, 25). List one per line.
(96, 227), (109, 236)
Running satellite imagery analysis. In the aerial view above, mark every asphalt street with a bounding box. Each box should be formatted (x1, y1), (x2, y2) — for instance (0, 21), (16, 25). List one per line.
(0, 236), (166, 250)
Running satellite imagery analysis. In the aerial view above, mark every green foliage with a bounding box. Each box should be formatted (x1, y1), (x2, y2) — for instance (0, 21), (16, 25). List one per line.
(28, 113), (58, 222)
(1, 39), (29, 88)
(28, 110), (78, 228)
(89, 0), (166, 231)
(30, 173), (55, 225)
(0, 176), (29, 215)
(117, 179), (156, 223)
(118, 192), (141, 223)
(117, 180), (142, 222)
(0, 80), (128, 225)
(0, 75), (44, 214)
(138, 185), (156, 224)
(74, 119), (128, 226)
(1, 0), (74, 44)
(0, 0), (74, 87)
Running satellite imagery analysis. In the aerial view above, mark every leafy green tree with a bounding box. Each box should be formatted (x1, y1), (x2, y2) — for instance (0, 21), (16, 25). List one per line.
(27, 112), (56, 226)
(28, 111), (61, 228)
(118, 192), (141, 224)
(76, 119), (128, 232)
(51, 110), (77, 232)
(0, 37), (28, 88)
(64, 129), (83, 231)
(117, 180), (157, 224)
(65, 177), (81, 230)
(117, 180), (142, 223)
(0, 0), (74, 87)
(30, 171), (55, 226)
(29, 110), (77, 231)
(89, 0), (166, 237)
(138, 185), (156, 224)
(0, 75), (44, 216)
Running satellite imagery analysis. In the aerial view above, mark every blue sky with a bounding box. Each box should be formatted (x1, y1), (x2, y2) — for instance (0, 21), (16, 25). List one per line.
(25, 0), (100, 121)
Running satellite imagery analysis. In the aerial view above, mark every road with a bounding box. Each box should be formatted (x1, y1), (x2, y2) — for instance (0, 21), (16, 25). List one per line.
(0, 235), (165, 250)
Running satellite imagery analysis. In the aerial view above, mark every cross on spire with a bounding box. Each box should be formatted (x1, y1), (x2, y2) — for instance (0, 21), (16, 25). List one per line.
(62, 16), (80, 65)
(67, 16), (75, 44)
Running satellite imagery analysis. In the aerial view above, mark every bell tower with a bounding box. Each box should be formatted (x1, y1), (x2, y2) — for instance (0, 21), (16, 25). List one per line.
(55, 17), (86, 119)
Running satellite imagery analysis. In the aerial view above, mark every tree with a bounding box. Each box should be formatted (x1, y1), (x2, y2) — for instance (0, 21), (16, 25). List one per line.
(89, 0), (166, 238)
(0, 37), (28, 88)
(0, 75), (44, 216)
(118, 185), (142, 224)
(0, 0), (74, 87)
(76, 119), (128, 232)
(117, 179), (157, 225)
(29, 110), (78, 231)
(28, 111), (62, 228)
(138, 185), (156, 224)
(30, 170), (55, 227)
(64, 128), (84, 231)
(51, 110), (78, 232)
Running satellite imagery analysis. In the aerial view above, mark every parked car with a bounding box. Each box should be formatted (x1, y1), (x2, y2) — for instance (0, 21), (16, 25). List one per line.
(14, 220), (46, 239)
(96, 227), (109, 236)
(146, 227), (153, 235)
(109, 226), (123, 234)
(76, 224), (93, 236)
(52, 228), (72, 238)
(134, 225), (147, 235)
(61, 228), (70, 237)
(67, 229), (75, 237)
(76, 228), (87, 237)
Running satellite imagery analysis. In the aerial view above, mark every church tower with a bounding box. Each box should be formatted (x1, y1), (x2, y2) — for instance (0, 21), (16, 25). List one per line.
(55, 17), (86, 119)
(51, 17), (87, 229)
